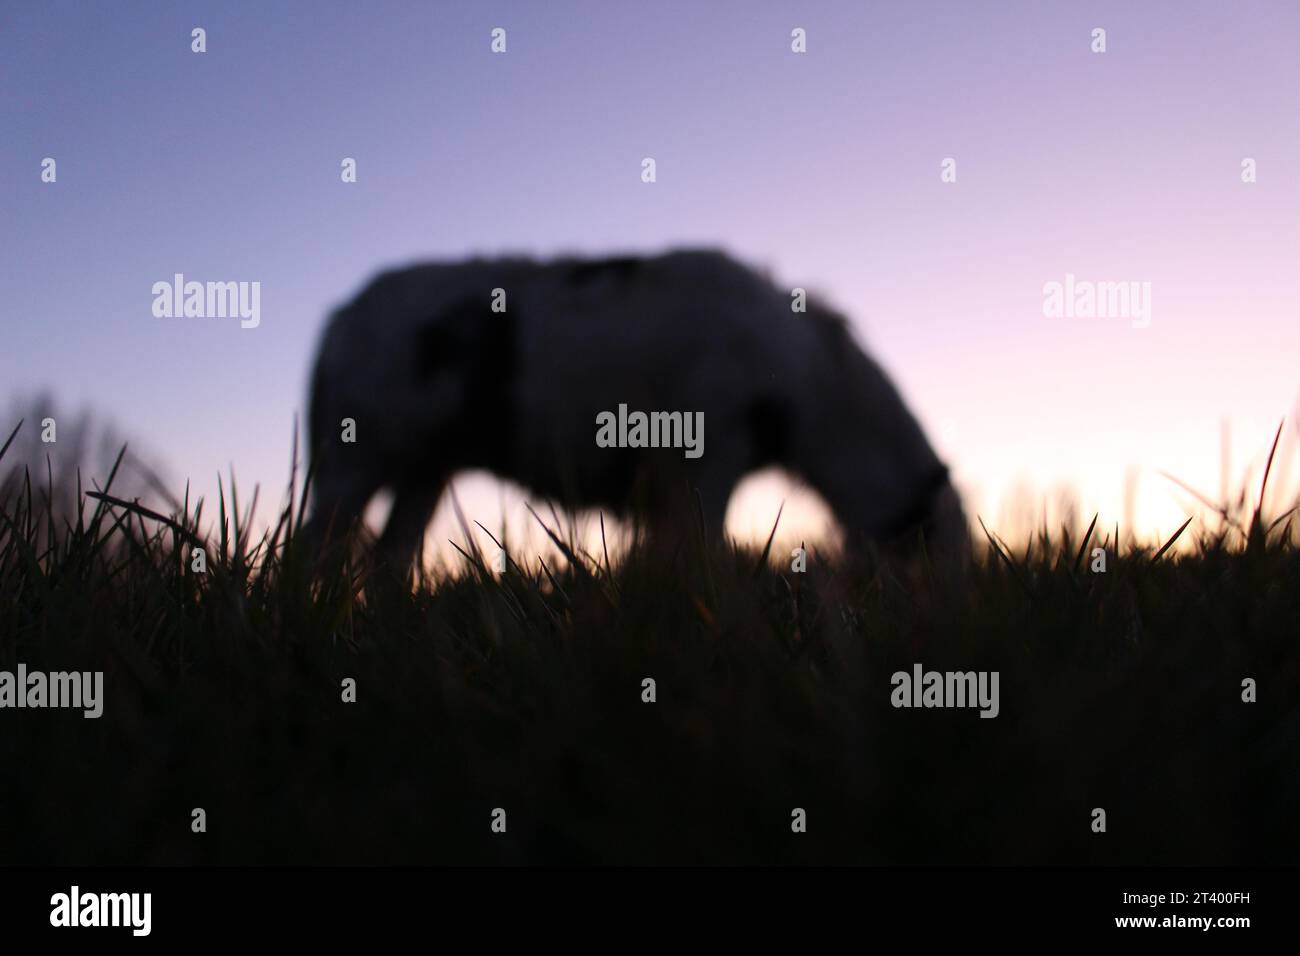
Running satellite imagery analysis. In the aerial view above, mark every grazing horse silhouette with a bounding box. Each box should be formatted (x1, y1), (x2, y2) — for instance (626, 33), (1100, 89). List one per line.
(304, 249), (967, 568)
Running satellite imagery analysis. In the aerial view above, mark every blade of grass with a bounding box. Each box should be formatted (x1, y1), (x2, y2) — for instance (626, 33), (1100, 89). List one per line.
(977, 515), (1032, 596)
(0, 419), (22, 465)
(1151, 515), (1194, 562)
(525, 502), (590, 578)
(85, 491), (202, 546)
(1248, 419), (1285, 550)
(1072, 512), (1099, 574)
(752, 500), (785, 578)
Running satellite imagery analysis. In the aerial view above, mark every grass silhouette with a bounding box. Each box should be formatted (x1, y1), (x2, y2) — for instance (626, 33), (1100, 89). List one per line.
(0, 418), (1296, 864)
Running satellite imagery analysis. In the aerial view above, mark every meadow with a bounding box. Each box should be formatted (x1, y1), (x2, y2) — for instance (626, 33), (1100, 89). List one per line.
(0, 418), (1296, 865)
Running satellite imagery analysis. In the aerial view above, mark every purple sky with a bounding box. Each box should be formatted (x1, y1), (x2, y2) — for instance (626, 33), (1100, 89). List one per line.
(4, 1), (1298, 554)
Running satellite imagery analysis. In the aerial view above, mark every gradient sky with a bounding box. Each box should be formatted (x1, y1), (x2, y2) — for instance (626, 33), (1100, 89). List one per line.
(3, 1), (1298, 556)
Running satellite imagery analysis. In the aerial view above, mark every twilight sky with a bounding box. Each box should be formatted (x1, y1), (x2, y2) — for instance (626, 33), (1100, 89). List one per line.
(3, 1), (1298, 557)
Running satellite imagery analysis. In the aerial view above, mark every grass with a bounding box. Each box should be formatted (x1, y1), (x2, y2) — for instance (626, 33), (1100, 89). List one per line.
(0, 417), (1297, 865)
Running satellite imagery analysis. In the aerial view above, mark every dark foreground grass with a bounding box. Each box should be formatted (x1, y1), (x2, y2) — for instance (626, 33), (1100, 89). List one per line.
(1, 422), (1297, 865)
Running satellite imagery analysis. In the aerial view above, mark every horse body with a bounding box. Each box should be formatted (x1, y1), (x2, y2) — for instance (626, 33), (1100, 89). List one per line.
(306, 249), (966, 565)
